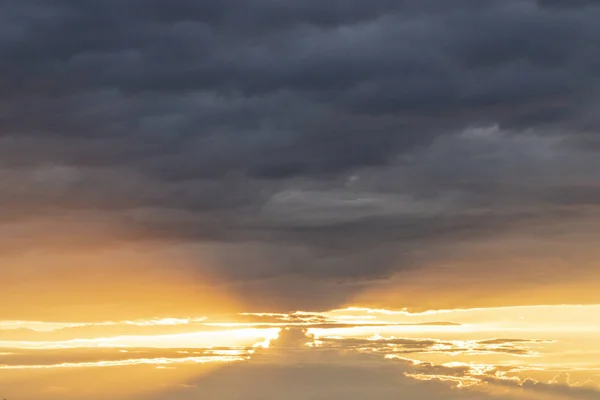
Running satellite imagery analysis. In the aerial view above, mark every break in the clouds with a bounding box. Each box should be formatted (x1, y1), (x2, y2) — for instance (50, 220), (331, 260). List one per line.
(1, 0), (600, 314)
(3, 308), (600, 400)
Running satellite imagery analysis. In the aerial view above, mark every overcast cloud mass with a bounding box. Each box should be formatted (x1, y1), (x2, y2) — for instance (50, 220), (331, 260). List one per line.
(1, 0), (600, 316)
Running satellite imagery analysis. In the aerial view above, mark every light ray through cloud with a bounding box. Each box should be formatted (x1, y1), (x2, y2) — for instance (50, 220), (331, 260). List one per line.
(2, 0), (600, 399)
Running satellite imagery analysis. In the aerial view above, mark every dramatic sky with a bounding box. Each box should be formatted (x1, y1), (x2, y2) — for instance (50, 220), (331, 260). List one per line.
(1, 1), (600, 399)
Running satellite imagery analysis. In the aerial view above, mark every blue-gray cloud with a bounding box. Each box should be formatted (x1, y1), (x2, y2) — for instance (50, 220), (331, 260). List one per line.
(1, 0), (600, 311)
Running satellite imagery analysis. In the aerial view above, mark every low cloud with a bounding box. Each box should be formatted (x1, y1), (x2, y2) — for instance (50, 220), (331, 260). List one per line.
(144, 328), (600, 400)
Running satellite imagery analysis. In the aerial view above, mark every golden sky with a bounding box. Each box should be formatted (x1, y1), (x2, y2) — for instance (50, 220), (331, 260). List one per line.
(2, 306), (600, 399)
(3, 1), (600, 399)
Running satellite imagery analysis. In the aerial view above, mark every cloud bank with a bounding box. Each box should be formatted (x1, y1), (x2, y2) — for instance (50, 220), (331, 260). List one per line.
(2, 0), (600, 315)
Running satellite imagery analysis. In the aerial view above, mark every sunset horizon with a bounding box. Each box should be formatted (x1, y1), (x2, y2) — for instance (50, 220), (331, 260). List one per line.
(2, 0), (600, 399)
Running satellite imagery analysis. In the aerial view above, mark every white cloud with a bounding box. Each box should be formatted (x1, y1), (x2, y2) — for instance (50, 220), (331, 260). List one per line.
(142, 328), (520, 400)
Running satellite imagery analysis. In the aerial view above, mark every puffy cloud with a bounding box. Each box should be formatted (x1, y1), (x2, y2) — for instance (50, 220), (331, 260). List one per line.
(142, 328), (600, 400)
(1, 322), (599, 399)
(141, 328), (506, 400)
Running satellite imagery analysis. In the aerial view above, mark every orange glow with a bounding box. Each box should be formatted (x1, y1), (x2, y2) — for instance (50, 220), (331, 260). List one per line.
(2, 305), (600, 399)
(0, 246), (242, 321)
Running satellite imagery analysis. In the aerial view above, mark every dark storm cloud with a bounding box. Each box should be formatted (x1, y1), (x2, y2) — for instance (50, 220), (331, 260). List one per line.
(1, 0), (600, 303)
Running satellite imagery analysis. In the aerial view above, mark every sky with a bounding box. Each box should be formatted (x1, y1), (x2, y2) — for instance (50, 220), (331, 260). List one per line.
(1, 0), (600, 399)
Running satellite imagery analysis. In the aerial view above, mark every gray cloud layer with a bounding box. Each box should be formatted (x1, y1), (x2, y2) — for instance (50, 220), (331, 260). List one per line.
(2, 0), (600, 311)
